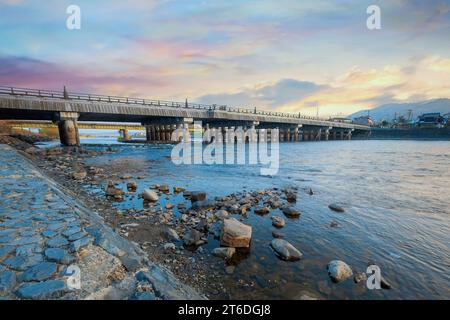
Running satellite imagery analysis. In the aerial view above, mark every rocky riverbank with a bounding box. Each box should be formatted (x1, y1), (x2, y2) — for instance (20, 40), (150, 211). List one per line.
(0, 136), (393, 300)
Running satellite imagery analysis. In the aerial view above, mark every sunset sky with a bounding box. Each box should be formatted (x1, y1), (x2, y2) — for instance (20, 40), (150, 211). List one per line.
(0, 0), (449, 116)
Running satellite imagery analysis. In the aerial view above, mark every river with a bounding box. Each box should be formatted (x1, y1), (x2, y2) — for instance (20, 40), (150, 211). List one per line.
(44, 138), (450, 299)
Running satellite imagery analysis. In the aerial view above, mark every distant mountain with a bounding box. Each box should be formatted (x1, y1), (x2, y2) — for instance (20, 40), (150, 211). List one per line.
(349, 98), (450, 122)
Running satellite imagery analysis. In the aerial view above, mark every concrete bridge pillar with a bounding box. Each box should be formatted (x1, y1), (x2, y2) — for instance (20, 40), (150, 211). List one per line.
(119, 128), (130, 141)
(298, 129), (303, 141)
(221, 127), (228, 143)
(347, 130), (352, 140)
(324, 129), (329, 141)
(332, 131), (337, 140)
(293, 127), (299, 142)
(285, 128), (291, 142)
(56, 112), (79, 146)
(303, 130), (308, 141)
(340, 131), (344, 140)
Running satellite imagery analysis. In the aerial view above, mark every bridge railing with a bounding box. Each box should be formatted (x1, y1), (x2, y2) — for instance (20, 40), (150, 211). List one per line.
(0, 86), (362, 126)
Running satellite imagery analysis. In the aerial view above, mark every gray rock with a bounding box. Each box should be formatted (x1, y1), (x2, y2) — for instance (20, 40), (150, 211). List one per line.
(270, 239), (302, 261)
(44, 248), (75, 264)
(0, 271), (16, 294)
(19, 262), (57, 282)
(119, 255), (142, 272)
(69, 236), (93, 252)
(282, 206), (301, 218)
(46, 236), (69, 248)
(142, 189), (159, 202)
(41, 231), (57, 238)
(191, 199), (215, 210)
(183, 229), (202, 246)
(220, 218), (252, 248)
(16, 244), (42, 256)
(16, 280), (67, 299)
(225, 265), (235, 275)
(254, 206), (270, 215)
(271, 216), (285, 228)
(327, 260), (353, 282)
(328, 203), (345, 213)
(212, 247), (236, 260)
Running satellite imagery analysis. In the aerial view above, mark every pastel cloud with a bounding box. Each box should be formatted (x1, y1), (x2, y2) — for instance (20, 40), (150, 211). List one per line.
(0, 0), (449, 116)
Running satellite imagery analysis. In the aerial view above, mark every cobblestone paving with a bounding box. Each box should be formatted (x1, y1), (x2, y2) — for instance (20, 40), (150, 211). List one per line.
(0, 144), (98, 299)
(0, 144), (204, 300)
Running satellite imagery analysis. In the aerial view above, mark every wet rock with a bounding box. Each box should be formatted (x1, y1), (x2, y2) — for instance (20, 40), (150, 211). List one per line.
(271, 216), (285, 228)
(254, 206), (270, 215)
(183, 229), (203, 246)
(72, 171), (87, 180)
(16, 280), (67, 299)
(190, 191), (207, 202)
(165, 203), (174, 210)
(282, 206), (301, 218)
(142, 189), (159, 202)
(0, 271), (16, 294)
(327, 260), (353, 282)
(220, 218), (252, 248)
(354, 272), (368, 284)
(127, 181), (137, 191)
(270, 239), (302, 261)
(286, 192), (297, 203)
(173, 186), (185, 193)
(158, 184), (170, 193)
(381, 276), (392, 289)
(272, 231), (285, 238)
(19, 262), (57, 282)
(69, 236), (93, 252)
(308, 188), (314, 195)
(328, 203), (345, 213)
(133, 291), (156, 300)
(212, 247), (236, 260)
(214, 210), (230, 220)
(106, 181), (124, 197)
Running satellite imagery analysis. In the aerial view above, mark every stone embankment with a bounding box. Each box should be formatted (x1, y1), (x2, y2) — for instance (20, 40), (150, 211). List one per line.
(0, 143), (203, 300)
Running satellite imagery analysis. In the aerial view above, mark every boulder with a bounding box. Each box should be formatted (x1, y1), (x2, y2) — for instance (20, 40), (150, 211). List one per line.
(271, 216), (285, 228)
(286, 192), (297, 203)
(282, 206), (301, 218)
(142, 189), (159, 202)
(212, 247), (236, 260)
(327, 260), (353, 282)
(220, 218), (252, 248)
(270, 239), (302, 261)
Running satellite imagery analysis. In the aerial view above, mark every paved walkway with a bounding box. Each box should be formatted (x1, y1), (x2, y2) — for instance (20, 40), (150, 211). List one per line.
(0, 144), (202, 300)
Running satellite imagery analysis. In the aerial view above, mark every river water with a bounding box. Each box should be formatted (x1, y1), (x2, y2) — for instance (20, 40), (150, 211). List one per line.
(69, 139), (450, 299)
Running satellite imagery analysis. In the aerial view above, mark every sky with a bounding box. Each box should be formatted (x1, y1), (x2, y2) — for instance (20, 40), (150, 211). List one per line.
(0, 0), (449, 116)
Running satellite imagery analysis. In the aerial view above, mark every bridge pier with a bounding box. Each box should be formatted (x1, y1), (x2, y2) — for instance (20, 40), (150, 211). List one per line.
(56, 112), (79, 146)
(119, 128), (130, 141)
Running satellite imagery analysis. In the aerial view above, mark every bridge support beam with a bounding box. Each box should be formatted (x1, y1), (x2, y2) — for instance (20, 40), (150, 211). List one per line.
(56, 112), (79, 146)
